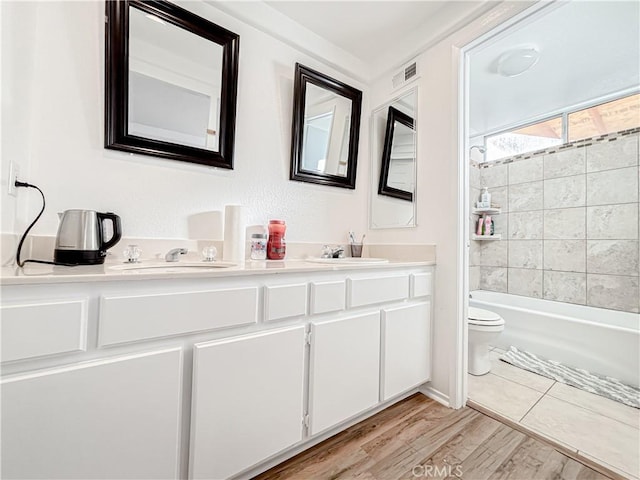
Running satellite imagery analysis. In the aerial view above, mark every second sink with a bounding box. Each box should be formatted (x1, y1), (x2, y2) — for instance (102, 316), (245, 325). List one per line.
(109, 261), (236, 272)
(305, 257), (389, 265)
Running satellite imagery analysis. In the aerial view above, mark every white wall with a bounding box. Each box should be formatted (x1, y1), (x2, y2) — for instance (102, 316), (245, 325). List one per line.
(1, 1), (369, 244)
(1, 0), (533, 405)
(368, 47), (462, 401)
(1, 1), (38, 235)
(367, 1), (534, 402)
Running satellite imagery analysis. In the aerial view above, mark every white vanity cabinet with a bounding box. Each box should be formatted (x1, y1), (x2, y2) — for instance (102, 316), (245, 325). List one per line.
(190, 326), (306, 480)
(0, 263), (434, 480)
(1, 348), (183, 480)
(381, 302), (431, 400)
(309, 312), (381, 435)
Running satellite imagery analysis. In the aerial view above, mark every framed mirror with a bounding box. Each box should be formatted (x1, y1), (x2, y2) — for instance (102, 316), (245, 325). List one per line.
(105, 0), (239, 169)
(290, 63), (362, 189)
(370, 88), (418, 229)
(378, 107), (415, 201)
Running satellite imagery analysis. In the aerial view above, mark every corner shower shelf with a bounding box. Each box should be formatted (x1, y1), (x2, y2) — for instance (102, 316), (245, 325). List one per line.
(472, 234), (502, 241)
(472, 207), (501, 215)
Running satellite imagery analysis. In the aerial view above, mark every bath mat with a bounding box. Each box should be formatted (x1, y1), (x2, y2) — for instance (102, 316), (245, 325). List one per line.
(500, 346), (640, 409)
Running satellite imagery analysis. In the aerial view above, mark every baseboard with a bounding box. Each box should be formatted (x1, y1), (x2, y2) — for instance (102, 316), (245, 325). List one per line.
(467, 400), (627, 480)
(419, 385), (451, 408)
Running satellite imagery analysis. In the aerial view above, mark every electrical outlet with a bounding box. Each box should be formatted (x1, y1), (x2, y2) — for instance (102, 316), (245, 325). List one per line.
(8, 161), (19, 196)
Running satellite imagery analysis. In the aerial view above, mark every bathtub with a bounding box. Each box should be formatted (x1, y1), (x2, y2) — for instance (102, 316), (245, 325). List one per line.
(469, 290), (640, 387)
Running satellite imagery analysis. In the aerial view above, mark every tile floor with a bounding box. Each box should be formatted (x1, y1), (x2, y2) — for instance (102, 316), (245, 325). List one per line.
(467, 348), (640, 479)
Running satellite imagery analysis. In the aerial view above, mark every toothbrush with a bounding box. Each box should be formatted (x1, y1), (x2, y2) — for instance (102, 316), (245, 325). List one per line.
(349, 231), (356, 243)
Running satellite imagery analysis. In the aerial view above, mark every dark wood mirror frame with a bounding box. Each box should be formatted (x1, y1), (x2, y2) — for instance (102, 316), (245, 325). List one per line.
(378, 106), (415, 202)
(290, 63), (362, 189)
(105, 0), (239, 169)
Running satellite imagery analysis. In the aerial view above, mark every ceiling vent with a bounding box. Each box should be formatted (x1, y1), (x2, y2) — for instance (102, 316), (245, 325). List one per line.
(392, 60), (418, 90)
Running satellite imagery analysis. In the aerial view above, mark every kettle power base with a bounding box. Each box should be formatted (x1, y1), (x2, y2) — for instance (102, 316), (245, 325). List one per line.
(54, 249), (106, 266)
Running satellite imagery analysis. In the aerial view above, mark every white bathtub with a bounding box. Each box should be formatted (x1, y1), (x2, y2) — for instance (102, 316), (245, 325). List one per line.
(469, 290), (640, 387)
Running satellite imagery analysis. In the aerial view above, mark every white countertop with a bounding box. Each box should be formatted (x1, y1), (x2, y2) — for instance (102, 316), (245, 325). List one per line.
(1, 258), (436, 286)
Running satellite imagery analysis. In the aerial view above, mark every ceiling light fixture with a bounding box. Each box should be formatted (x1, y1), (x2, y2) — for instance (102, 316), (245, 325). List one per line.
(496, 47), (540, 77)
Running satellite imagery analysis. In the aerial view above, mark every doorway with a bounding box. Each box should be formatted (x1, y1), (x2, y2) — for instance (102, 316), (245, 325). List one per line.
(459, 2), (640, 477)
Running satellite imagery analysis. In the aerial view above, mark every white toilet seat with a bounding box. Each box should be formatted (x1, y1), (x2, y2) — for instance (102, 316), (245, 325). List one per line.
(468, 322), (504, 332)
(469, 318), (504, 327)
(468, 307), (504, 327)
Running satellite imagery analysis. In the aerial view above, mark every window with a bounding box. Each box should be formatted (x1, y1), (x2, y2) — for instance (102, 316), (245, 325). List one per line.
(484, 92), (640, 161)
(568, 94), (640, 142)
(485, 117), (563, 162)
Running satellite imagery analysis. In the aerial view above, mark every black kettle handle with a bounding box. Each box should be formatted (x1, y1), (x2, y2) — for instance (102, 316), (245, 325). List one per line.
(97, 212), (122, 251)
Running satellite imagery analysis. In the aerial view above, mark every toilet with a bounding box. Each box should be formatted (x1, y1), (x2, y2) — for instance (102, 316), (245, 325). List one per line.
(468, 307), (505, 375)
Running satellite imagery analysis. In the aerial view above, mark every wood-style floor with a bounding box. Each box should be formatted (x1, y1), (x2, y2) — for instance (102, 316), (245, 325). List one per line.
(254, 394), (610, 480)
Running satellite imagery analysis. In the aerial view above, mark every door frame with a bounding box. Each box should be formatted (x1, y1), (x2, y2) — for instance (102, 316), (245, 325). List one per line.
(452, 0), (561, 408)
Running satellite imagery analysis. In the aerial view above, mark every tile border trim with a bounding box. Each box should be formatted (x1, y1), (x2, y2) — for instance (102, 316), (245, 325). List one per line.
(477, 128), (640, 169)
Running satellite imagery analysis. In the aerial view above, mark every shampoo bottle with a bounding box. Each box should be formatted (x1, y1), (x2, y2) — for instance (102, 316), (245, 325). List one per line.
(484, 215), (492, 236)
(481, 187), (491, 207)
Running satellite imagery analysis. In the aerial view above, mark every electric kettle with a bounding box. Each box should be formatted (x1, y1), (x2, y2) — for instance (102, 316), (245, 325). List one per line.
(54, 210), (122, 265)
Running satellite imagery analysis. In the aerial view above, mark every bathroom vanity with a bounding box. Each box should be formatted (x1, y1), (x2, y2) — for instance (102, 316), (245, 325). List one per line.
(0, 260), (434, 479)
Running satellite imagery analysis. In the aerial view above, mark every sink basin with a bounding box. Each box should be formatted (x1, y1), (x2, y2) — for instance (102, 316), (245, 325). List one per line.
(109, 261), (236, 272)
(305, 257), (389, 265)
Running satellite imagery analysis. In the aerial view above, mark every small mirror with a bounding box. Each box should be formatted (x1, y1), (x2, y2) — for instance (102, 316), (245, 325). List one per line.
(105, 0), (239, 168)
(370, 88), (417, 228)
(290, 64), (362, 189)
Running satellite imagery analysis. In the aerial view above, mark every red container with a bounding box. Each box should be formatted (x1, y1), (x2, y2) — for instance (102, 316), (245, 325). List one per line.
(267, 220), (286, 260)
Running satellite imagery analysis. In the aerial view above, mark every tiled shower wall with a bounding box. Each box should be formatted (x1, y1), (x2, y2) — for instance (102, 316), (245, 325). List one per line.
(470, 131), (639, 313)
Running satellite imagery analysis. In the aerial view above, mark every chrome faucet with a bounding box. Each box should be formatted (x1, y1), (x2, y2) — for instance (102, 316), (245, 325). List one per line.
(321, 245), (345, 259)
(165, 248), (188, 262)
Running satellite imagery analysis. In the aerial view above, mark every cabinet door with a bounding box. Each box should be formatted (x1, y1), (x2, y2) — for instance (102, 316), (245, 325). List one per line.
(381, 302), (431, 401)
(1, 348), (182, 479)
(309, 312), (380, 435)
(190, 326), (306, 480)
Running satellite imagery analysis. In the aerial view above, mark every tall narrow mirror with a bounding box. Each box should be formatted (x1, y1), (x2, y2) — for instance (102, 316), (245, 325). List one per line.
(379, 107), (415, 201)
(370, 88), (418, 228)
(105, 0), (239, 168)
(290, 64), (362, 189)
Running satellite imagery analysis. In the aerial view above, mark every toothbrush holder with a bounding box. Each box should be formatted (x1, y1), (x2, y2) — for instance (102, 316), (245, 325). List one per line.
(350, 243), (363, 258)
